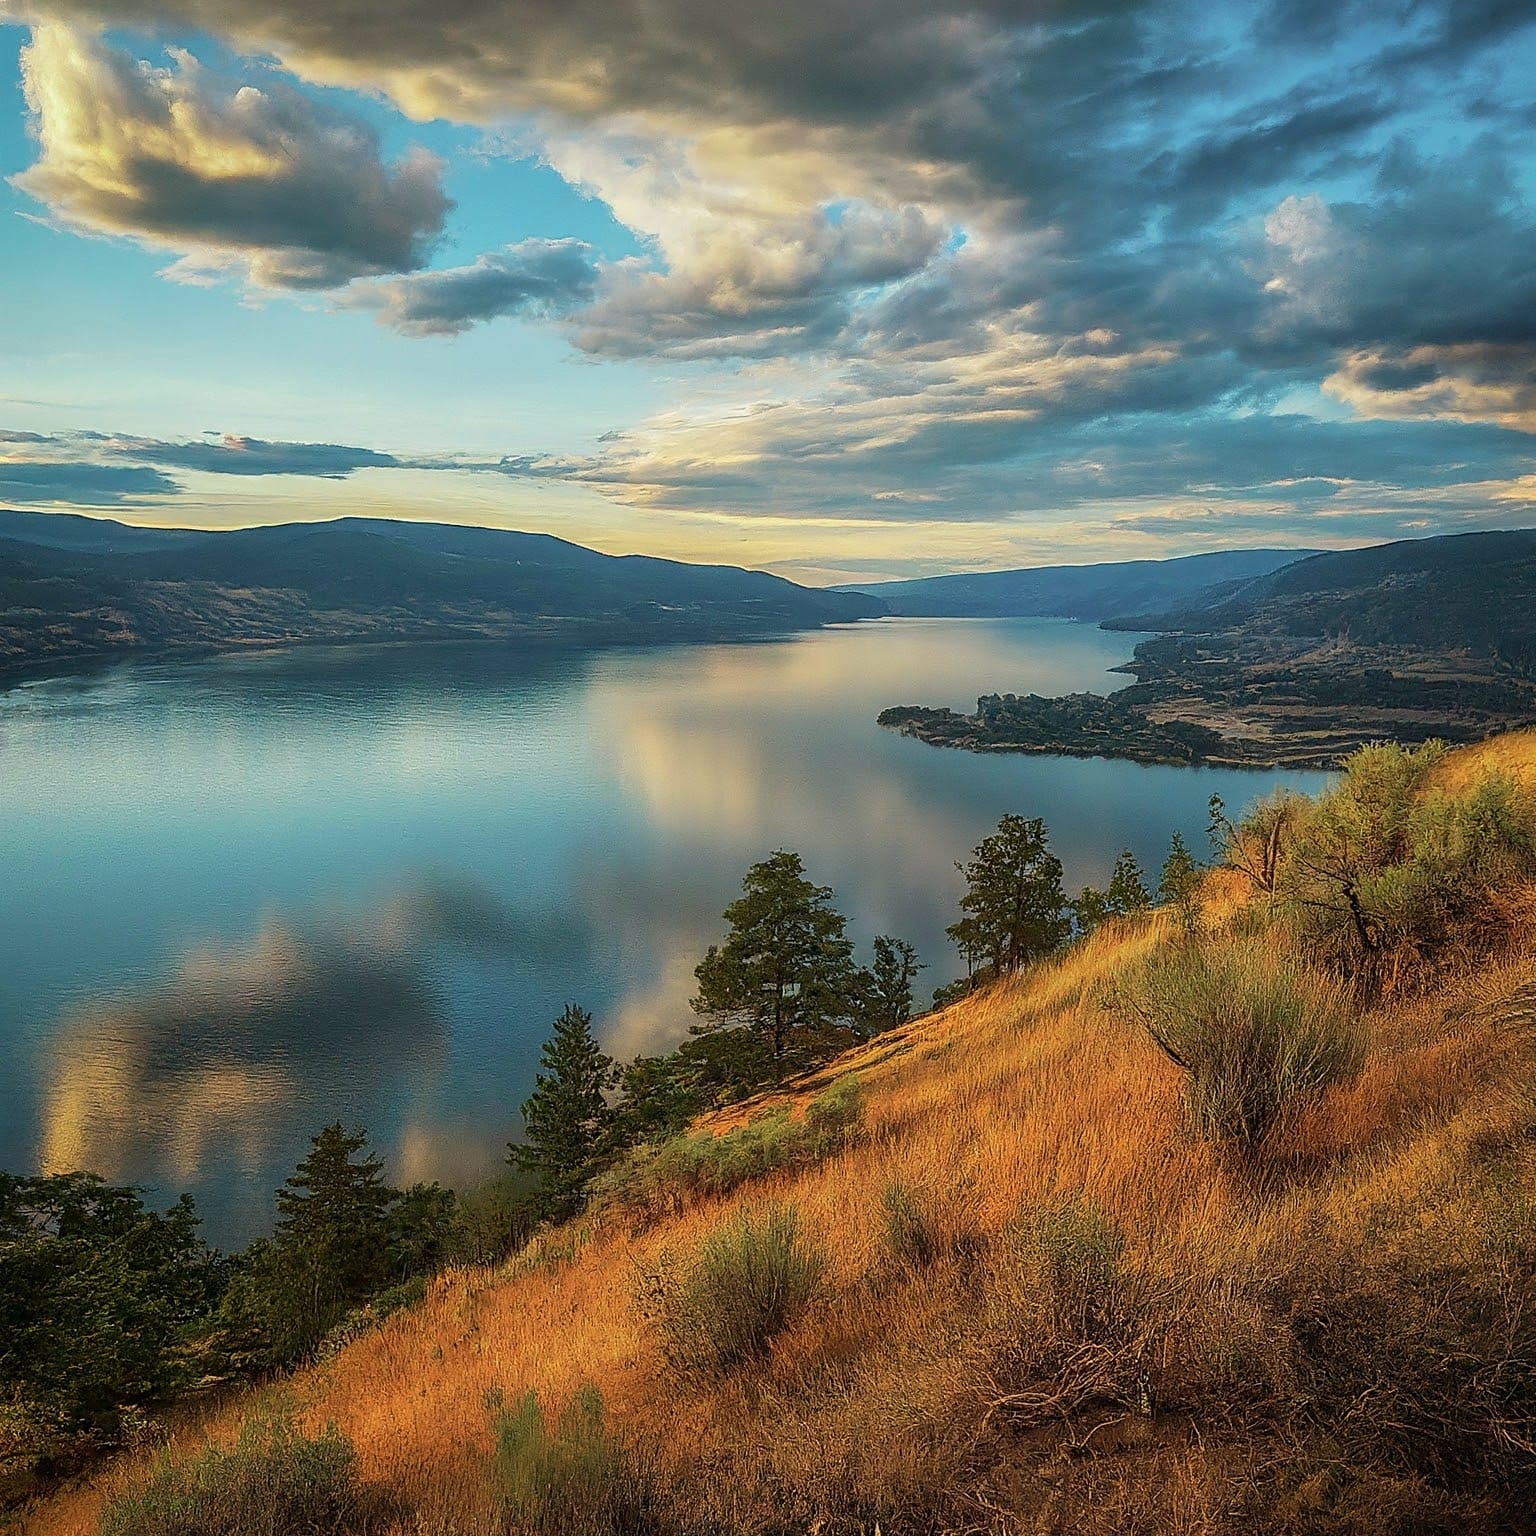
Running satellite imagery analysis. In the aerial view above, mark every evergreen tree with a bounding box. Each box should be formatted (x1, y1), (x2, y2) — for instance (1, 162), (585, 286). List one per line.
(1106, 849), (1152, 913)
(510, 1003), (615, 1220)
(221, 1123), (397, 1365)
(691, 850), (861, 1077)
(274, 1123), (393, 1298)
(1159, 831), (1203, 936)
(0, 1173), (221, 1431)
(863, 935), (924, 1032)
(947, 814), (1070, 977)
(1073, 850), (1151, 936)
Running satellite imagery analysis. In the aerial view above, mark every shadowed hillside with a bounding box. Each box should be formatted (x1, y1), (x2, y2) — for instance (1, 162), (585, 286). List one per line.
(19, 730), (1536, 1536)
(0, 511), (881, 675)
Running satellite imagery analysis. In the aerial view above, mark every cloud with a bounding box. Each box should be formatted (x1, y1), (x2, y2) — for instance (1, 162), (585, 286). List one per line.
(0, 428), (475, 506)
(0, 459), (181, 505)
(12, 23), (450, 288)
(125, 433), (404, 476)
(4, 0), (1534, 546)
(349, 238), (599, 336)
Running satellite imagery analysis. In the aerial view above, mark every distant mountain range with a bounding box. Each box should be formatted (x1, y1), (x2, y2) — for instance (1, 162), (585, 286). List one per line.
(840, 547), (1318, 621)
(0, 510), (881, 675)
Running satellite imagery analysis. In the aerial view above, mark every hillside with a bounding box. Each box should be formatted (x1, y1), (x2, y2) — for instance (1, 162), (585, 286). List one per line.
(21, 731), (1536, 1536)
(0, 511), (881, 676)
(1122, 528), (1536, 675)
(841, 547), (1315, 620)
(883, 528), (1536, 766)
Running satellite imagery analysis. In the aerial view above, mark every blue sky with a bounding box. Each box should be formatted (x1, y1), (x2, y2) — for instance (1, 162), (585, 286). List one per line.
(1, 1), (1533, 582)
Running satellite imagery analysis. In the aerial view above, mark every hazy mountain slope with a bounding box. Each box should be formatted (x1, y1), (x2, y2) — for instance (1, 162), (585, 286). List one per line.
(842, 547), (1316, 619)
(0, 510), (880, 674)
(1130, 528), (1536, 673)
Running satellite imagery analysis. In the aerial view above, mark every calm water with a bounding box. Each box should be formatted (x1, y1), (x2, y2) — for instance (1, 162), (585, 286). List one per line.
(0, 620), (1328, 1245)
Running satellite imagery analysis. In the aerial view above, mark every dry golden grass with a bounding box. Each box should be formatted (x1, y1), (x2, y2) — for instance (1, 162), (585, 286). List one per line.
(23, 733), (1536, 1536)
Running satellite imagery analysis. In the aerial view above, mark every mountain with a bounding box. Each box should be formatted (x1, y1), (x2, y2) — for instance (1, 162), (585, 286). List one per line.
(840, 547), (1316, 621)
(0, 510), (882, 675)
(1122, 528), (1536, 674)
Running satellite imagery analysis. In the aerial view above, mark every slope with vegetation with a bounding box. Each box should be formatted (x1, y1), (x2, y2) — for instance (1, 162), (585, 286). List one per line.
(883, 529), (1536, 767)
(0, 510), (880, 676)
(13, 730), (1536, 1535)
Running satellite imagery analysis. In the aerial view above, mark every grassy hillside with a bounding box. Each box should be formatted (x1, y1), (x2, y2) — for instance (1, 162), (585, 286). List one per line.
(842, 548), (1315, 620)
(20, 731), (1536, 1536)
(0, 512), (880, 675)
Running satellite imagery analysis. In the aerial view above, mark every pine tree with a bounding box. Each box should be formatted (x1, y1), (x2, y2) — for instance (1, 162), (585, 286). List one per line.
(510, 1004), (615, 1220)
(692, 850), (860, 1076)
(274, 1122), (393, 1300)
(948, 814), (1070, 977)
(1106, 849), (1152, 913)
(1159, 831), (1203, 936)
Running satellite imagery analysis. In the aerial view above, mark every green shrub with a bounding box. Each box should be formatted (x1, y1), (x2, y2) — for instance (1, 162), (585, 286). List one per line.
(1117, 941), (1364, 1147)
(98, 1405), (388, 1536)
(595, 1079), (862, 1223)
(488, 1385), (654, 1536)
(1271, 742), (1536, 992)
(877, 1179), (981, 1273)
(643, 1204), (827, 1377)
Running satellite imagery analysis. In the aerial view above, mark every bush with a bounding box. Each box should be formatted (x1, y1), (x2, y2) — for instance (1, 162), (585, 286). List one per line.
(642, 1204), (827, 1377)
(1116, 941), (1364, 1147)
(877, 1179), (981, 1274)
(98, 1406), (388, 1536)
(488, 1385), (654, 1536)
(595, 1079), (862, 1223)
(1271, 742), (1536, 993)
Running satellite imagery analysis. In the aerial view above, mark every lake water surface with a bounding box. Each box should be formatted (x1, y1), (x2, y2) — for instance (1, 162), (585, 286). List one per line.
(0, 619), (1329, 1244)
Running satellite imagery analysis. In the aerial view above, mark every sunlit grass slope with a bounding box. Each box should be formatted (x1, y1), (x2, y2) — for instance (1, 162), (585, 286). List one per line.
(26, 731), (1536, 1536)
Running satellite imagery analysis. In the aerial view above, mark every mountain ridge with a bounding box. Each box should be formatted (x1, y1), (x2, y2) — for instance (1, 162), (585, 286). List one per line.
(0, 509), (881, 677)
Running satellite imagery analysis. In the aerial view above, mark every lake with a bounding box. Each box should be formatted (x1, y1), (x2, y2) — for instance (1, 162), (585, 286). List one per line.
(0, 619), (1329, 1245)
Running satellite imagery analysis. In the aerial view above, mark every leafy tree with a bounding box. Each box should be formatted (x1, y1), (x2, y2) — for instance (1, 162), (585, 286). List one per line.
(930, 976), (974, 1009)
(691, 851), (861, 1078)
(510, 1003), (616, 1221)
(947, 814), (1070, 977)
(862, 935), (924, 1033)
(0, 1173), (222, 1432)
(1159, 832), (1204, 937)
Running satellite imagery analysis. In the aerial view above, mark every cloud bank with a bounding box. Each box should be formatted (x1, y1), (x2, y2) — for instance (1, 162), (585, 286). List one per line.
(2, 0), (1533, 551)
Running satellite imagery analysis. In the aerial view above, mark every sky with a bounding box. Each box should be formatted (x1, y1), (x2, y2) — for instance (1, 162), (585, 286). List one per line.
(0, 0), (1533, 584)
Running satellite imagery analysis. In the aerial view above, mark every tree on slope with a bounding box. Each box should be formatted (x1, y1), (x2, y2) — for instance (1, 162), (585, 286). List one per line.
(692, 850), (861, 1078)
(862, 934), (924, 1033)
(948, 814), (1070, 977)
(510, 1003), (616, 1221)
